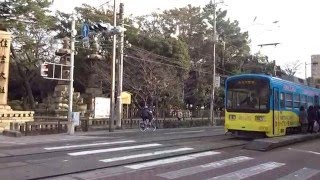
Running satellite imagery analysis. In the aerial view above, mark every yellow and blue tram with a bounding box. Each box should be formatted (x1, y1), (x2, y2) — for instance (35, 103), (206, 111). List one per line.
(224, 74), (320, 137)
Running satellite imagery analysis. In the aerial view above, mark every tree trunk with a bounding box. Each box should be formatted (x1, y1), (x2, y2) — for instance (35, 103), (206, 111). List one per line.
(11, 44), (35, 110)
(17, 65), (35, 110)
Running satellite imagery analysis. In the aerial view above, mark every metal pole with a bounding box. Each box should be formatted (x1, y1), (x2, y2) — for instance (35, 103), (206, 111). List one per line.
(273, 60), (276, 76)
(209, 0), (216, 126)
(68, 13), (76, 135)
(305, 62), (307, 80)
(109, 0), (117, 132)
(116, 2), (124, 128)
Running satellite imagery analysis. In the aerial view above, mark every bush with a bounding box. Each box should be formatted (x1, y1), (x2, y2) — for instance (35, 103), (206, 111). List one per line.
(162, 119), (210, 128)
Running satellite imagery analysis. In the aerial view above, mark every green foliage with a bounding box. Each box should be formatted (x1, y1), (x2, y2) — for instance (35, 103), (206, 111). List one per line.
(3, 0), (58, 110)
(136, 2), (252, 108)
(4, 1), (273, 113)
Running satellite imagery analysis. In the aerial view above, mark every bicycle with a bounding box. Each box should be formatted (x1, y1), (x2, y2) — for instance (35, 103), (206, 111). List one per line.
(139, 118), (157, 132)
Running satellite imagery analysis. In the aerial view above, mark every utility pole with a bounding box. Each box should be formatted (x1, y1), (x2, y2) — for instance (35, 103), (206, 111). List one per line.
(116, 2), (124, 128)
(209, 0), (217, 126)
(109, 0), (117, 132)
(68, 13), (76, 135)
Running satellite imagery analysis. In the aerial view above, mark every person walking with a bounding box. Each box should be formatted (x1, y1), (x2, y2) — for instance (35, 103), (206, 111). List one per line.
(307, 106), (316, 133)
(314, 105), (320, 132)
(299, 106), (308, 133)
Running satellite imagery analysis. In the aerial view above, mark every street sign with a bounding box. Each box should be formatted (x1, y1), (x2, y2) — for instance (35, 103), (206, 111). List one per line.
(82, 23), (89, 38)
(72, 112), (80, 126)
(215, 75), (220, 88)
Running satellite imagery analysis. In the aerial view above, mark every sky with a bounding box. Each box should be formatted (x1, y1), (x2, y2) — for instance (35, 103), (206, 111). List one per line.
(52, 0), (320, 78)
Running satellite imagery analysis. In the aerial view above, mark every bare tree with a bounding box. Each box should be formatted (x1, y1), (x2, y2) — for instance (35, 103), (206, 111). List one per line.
(283, 60), (302, 77)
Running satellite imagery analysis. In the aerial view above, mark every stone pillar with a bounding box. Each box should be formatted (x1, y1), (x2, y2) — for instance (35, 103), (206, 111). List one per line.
(83, 38), (104, 117)
(0, 31), (12, 110)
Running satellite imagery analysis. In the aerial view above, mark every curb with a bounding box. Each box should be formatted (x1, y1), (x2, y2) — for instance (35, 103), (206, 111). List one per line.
(244, 133), (320, 151)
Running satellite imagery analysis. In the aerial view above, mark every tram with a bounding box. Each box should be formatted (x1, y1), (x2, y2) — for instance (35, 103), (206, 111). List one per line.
(224, 74), (320, 137)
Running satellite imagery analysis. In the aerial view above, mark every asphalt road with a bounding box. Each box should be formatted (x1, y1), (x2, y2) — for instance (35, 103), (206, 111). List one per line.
(0, 126), (249, 180)
(2, 126), (319, 180)
(54, 138), (320, 180)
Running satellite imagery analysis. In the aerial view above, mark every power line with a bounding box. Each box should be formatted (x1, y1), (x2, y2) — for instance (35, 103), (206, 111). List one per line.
(126, 54), (213, 75)
(128, 45), (184, 66)
(126, 42), (236, 76)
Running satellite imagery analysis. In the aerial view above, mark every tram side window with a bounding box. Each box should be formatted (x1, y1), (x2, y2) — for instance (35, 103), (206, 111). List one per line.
(293, 94), (300, 109)
(301, 95), (307, 108)
(280, 92), (285, 108)
(285, 93), (293, 109)
(307, 96), (314, 107)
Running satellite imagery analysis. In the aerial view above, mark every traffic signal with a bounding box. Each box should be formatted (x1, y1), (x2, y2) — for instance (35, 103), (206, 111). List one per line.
(40, 63), (49, 77)
(88, 22), (126, 35)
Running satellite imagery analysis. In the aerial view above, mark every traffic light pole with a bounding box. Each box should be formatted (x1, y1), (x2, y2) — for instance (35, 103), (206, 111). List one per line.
(116, 3), (124, 128)
(68, 13), (76, 135)
(109, 0), (117, 132)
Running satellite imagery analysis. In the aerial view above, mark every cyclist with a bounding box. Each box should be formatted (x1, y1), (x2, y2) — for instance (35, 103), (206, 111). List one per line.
(140, 106), (153, 125)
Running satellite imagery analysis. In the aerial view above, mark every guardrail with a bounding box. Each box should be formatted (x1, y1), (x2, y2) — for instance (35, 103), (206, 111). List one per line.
(10, 121), (68, 136)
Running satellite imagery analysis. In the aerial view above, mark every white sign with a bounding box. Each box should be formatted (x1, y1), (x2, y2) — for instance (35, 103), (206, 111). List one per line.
(215, 75), (220, 88)
(72, 112), (80, 126)
(94, 97), (110, 118)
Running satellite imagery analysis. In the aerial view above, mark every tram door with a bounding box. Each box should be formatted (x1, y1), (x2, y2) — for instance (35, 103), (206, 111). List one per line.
(273, 88), (280, 135)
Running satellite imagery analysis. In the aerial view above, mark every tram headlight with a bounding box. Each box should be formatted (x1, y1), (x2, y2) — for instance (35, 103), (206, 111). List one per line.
(255, 116), (265, 121)
(229, 115), (236, 120)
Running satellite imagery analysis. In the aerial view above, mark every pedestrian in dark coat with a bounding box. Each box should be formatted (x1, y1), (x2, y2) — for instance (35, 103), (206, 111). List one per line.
(307, 106), (316, 133)
(299, 106), (308, 133)
(314, 105), (320, 132)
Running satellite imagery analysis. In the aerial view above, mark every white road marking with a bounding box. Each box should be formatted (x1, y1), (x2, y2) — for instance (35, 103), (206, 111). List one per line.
(68, 143), (162, 156)
(278, 167), (320, 180)
(208, 162), (285, 180)
(0, 142), (26, 144)
(44, 140), (135, 150)
(125, 151), (221, 170)
(158, 156), (253, 179)
(287, 148), (320, 155)
(165, 130), (205, 135)
(100, 147), (194, 163)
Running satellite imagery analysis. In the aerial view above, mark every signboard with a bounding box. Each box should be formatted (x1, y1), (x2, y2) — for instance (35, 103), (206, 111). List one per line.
(72, 112), (80, 126)
(94, 97), (110, 118)
(0, 31), (11, 105)
(121, 91), (132, 105)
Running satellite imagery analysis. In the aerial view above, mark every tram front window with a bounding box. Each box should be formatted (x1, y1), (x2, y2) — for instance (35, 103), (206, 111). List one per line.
(226, 78), (270, 113)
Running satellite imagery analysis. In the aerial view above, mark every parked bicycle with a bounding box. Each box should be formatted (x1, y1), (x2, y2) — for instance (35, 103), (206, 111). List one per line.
(139, 118), (157, 132)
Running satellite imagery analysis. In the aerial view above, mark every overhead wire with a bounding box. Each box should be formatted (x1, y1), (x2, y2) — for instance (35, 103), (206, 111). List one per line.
(126, 42), (236, 76)
(125, 54), (227, 76)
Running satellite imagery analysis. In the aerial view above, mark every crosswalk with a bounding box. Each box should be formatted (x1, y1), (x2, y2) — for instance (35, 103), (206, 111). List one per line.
(43, 139), (320, 180)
